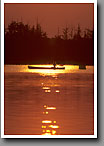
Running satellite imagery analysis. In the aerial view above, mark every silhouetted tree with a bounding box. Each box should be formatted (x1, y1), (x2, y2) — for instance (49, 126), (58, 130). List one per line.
(62, 26), (69, 40)
(55, 27), (62, 40)
(73, 24), (81, 40)
(69, 27), (74, 40)
(85, 28), (94, 39)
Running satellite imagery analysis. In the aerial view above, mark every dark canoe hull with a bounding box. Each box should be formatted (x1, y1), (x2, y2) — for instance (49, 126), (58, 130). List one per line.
(28, 66), (65, 70)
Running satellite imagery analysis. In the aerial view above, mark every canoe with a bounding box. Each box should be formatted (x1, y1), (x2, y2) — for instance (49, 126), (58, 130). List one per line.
(28, 66), (65, 70)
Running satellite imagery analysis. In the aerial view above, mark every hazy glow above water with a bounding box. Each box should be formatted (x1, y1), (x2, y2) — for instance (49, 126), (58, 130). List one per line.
(4, 65), (94, 76)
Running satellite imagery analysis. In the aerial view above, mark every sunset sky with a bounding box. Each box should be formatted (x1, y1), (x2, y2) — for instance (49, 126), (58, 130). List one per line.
(5, 3), (94, 37)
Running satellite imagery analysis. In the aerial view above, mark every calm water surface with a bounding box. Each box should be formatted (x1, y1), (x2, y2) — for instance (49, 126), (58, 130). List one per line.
(4, 65), (94, 135)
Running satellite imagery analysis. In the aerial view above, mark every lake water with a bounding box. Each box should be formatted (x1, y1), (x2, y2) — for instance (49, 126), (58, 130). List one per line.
(4, 65), (94, 135)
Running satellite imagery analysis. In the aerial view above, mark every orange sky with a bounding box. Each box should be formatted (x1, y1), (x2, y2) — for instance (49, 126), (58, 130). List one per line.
(5, 3), (94, 37)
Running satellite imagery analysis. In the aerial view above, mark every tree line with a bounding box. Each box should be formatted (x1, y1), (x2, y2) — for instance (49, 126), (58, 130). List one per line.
(5, 21), (94, 65)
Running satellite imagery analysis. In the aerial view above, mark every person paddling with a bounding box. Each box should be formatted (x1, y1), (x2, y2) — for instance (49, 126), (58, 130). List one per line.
(53, 61), (56, 69)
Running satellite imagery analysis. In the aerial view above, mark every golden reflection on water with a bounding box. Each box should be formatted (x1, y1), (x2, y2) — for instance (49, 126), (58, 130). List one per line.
(52, 130), (56, 135)
(41, 104), (59, 135)
(42, 125), (47, 128)
(27, 65), (79, 76)
(4, 64), (94, 135)
(41, 75), (60, 135)
(44, 90), (51, 93)
(46, 107), (56, 110)
(55, 90), (60, 93)
(43, 111), (48, 115)
(44, 105), (56, 110)
(42, 133), (52, 135)
(42, 87), (50, 90)
(49, 125), (59, 129)
(42, 120), (52, 124)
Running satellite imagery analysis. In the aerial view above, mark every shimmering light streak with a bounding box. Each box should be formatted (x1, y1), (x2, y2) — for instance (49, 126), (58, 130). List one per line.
(42, 125), (46, 128)
(42, 104), (59, 135)
(43, 111), (48, 114)
(55, 90), (60, 93)
(46, 107), (56, 110)
(45, 90), (51, 93)
(42, 87), (50, 90)
(42, 120), (52, 124)
(49, 125), (59, 129)
(52, 130), (56, 135)
(43, 105), (56, 110)
(46, 130), (51, 133)
(42, 133), (51, 135)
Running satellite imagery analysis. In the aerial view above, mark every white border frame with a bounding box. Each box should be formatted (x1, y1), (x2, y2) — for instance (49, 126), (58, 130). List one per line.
(1, 0), (97, 138)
